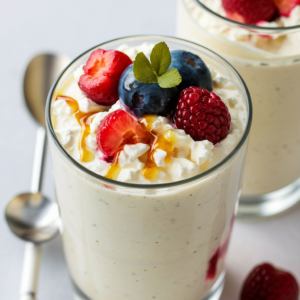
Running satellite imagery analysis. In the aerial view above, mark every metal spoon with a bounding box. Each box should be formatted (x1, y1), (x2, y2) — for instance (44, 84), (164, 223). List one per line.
(5, 54), (70, 300)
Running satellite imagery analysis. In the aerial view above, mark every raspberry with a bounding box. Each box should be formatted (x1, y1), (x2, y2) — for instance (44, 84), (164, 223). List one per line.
(241, 263), (299, 300)
(173, 87), (231, 144)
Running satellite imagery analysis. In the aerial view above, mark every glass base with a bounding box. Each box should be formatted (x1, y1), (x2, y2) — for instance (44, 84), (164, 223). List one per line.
(238, 177), (300, 218)
(71, 271), (225, 300)
(203, 271), (225, 300)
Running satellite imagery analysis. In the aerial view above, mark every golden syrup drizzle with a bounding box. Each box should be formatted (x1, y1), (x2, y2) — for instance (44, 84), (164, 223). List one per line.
(142, 159), (160, 181)
(139, 115), (177, 181)
(56, 96), (101, 162)
(55, 94), (178, 181)
(102, 115), (178, 182)
(104, 153), (121, 180)
(105, 164), (121, 180)
(55, 100), (179, 182)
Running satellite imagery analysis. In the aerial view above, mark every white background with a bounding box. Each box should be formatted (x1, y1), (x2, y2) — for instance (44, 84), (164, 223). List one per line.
(0, 0), (299, 299)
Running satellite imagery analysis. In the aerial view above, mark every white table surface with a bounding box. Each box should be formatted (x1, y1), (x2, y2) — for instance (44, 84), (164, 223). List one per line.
(0, 0), (299, 299)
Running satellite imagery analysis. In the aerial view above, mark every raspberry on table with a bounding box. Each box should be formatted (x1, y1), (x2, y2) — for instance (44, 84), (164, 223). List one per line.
(240, 263), (299, 300)
(173, 86), (231, 144)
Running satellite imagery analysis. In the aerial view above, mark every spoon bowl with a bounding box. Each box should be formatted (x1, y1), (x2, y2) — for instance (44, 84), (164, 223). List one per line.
(5, 192), (59, 244)
(24, 54), (70, 126)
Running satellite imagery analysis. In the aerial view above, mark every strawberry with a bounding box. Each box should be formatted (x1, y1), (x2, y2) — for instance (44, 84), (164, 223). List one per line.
(97, 109), (150, 157)
(240, 263), (299, 300)
(273, 0), (300, 17)
(79, 49), (132, 106)
(222, 0), (277, 24)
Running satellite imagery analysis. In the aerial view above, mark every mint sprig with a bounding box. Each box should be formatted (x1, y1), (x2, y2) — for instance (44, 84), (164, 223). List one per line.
(158, 68), (182, 88)
(133, 42), (182, 89)
(133, 52), (157, 84)
(150, 42), (171, 76)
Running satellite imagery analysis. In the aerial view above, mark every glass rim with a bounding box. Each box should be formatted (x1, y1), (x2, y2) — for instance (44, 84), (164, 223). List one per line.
(46, 34), (252, 190)
(195, 0), (300, 32)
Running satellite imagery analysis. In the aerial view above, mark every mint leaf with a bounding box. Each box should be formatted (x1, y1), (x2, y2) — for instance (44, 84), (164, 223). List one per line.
(157, 68), (182, 88)
(132, 42), (182, 88)
(133, 52), (157, 84)
(150, 42), (171, 76)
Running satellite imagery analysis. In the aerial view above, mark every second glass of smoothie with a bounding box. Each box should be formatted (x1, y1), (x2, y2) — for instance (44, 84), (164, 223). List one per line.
(178, 0), (300, 217)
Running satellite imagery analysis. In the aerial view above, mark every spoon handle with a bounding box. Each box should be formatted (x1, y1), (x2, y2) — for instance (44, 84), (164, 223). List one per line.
(31, 127), (47, 194)
(20, 243), (42, 300)
(19, 127), (46, 299)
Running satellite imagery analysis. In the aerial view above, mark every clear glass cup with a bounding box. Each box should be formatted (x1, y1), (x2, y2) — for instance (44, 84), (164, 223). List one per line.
(46, 36), (252, 300)
(177, 0), (300, 217)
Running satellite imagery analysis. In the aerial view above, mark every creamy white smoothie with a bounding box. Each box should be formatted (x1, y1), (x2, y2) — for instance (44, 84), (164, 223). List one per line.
(47, 37), (251, 300)
(178, 0), (300, 196)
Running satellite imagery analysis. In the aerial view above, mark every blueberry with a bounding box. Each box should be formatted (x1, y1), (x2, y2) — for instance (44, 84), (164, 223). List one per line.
(169, 50), (213, 92)
(118, 64), (179, 118)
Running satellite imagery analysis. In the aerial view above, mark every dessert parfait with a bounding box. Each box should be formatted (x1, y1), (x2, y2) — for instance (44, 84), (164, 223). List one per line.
(178, 0), (300, 216)
(47, 36), (251, 300)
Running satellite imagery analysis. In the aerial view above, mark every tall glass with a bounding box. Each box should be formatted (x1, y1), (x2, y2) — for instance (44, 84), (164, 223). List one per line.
(46, 36), (252, 300)
(177, 0), (300, 217)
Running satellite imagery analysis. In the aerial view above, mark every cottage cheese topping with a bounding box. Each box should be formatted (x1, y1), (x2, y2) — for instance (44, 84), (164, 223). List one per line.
(185, 0), (300, 55)
(51, 44), (246, 183)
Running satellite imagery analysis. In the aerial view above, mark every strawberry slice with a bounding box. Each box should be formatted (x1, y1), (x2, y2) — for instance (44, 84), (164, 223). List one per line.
(222, 0), (277, 24)
(79, 49), (132, 106)
(273, 0), (300, 16)
(240, 263), (299, 300)
(97, 109), (150, 157)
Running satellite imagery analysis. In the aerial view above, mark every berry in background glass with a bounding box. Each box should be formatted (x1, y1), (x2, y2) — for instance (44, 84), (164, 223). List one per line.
(273, 0), (300, 17)
(222, 0), (277, 24)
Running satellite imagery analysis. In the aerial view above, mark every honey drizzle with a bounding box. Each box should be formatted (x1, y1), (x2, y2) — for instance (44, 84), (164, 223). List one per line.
(56, 96), (101, 162)
(55, 97), (177, 182)
(102, 116), (177, 182)
(104, 153), (121, 180)
(140, 116), (177, 181)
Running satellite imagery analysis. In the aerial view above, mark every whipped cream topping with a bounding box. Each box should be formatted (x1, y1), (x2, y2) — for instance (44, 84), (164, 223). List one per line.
(185, 0), (300, 56)
(51, 44), (246, 184)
